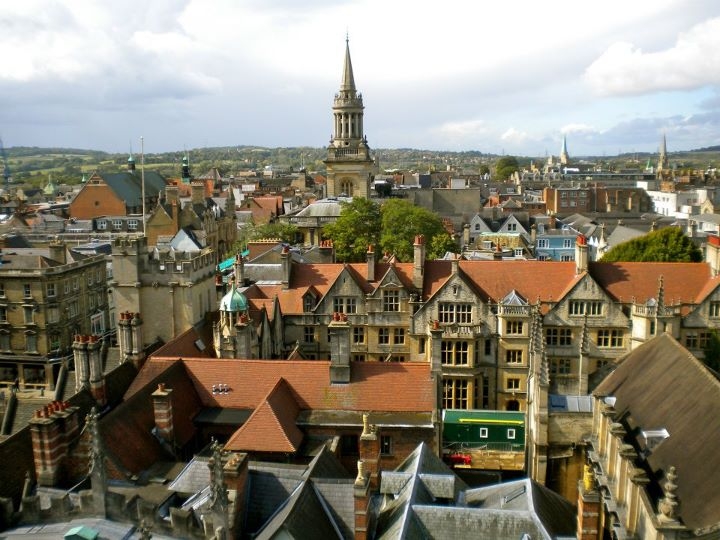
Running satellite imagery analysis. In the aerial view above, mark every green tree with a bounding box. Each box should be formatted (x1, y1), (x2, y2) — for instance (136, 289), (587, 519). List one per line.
(479, 164), (490, 176)
(601, 226), (702, 262)
(494, 156), (519, 180)
(379, 199), (458, 261)
(703, 329), (720, 372)
(322, 198), (381, 262)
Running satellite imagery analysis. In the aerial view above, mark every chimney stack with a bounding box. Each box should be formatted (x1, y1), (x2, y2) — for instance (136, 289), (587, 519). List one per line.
(575, 234), (588, 274)
(413, 235), (425, 289)
(191, 181), (205, 205)
(48, 237), (66, 265)
(73, 335), (89, 392)
(354, 458), (371, 540)
(329, 313), (351, 384)
(87, 335), (106, 406)
(29, 401), (79, 486)
(281, 245), (291, 289)
(152, 383), (175, 446)
(366, 245), (375, 282)
(577, 463), (601, 540)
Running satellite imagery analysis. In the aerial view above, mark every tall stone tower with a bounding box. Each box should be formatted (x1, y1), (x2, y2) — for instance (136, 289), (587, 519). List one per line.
(324, 37), (376, 199)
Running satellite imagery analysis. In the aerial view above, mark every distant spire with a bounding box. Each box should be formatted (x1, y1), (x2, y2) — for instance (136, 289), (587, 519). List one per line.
(341, 35), (356, 92)
(658, 133), (669, 172)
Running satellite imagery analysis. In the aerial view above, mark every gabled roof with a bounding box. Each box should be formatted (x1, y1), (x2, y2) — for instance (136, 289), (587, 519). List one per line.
(100, 171), (167, 208)
(225, 378), (303, 453)
(594, 333), (720, 530)
(458, 260), (582, 307)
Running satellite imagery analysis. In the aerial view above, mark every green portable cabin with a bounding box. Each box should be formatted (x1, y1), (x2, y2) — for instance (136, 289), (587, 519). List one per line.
(443, 409), (525, 452)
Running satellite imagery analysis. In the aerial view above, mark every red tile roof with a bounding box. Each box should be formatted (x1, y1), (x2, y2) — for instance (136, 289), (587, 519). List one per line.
(127, 357), (434, 414)
(224, 378), (303, 452)
(589, 262), (712, 305)
(458, 260), (583, 306)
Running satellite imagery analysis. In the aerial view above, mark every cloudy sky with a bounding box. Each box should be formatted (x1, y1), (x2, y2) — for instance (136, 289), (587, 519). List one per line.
(2, 0), (720, 157)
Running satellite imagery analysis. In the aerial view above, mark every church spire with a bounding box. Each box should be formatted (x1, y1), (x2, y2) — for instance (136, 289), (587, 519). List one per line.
(560, 135), (570, 166)
(658, 133), (669, 173)
(341, 35), (356, 93)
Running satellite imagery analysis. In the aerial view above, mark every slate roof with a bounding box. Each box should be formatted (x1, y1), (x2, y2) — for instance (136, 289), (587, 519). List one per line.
(373, 443), (576, 540)
(593, 333), (720, 530)
(100, 171), (167, 208)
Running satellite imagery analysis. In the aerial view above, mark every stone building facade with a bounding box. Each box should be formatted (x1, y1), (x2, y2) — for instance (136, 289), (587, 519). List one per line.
(110, 235), (217, 350)
(0, 239), (108, 392)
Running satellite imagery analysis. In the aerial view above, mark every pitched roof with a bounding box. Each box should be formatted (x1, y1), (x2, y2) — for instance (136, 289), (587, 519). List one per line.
(101, 171), (167, 208)
(458, 260), (582, 306)
(224, 378), (303, 453)
(594, 333), (720, 530)
(589, 261), (711, 305)
(254, 481), (343, 540)
(127, 357), (434, 415)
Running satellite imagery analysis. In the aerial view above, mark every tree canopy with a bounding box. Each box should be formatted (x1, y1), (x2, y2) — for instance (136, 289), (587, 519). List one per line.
(322, 198), (458, 262)
(321, 198), (381, 262)
(600, 226), (703, 262)
(494, 156), (519, 180)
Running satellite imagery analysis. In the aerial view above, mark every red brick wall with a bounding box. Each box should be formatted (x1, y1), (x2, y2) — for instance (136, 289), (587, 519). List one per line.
(70, 185), (126, 219)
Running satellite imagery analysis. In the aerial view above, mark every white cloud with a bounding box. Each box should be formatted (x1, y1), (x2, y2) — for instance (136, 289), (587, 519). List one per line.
(584, 17), (720, 96)
(500, 128), (530, 144)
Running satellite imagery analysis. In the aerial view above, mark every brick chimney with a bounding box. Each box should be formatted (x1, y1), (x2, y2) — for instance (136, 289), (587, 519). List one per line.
(224, 452), (250, 535)
(359, 413), (380, 489)
(577, 463), (601, 540)
(366, 245), (376, 282)
(575, 234), (588, 274)
(413, 235), (425, 290)
(329, 313), (351, 384)
(29, 401), (80, 486)
(353, 459), (371, 540)
(152, 383), (174, 445)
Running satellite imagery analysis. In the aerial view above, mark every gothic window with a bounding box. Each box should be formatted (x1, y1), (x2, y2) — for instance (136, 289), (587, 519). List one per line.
(441, 341), (469, 365)
(378, 328), (390, 344)
(550, 358), (572, 375)
(393, 328), (405, 345)
(439, 303), (472, 324)
(506, 321), (523, 335)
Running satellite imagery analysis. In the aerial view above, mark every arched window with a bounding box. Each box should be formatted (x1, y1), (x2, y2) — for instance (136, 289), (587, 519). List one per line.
(506, 399), (520, 411)
(340, 179), (353, 196)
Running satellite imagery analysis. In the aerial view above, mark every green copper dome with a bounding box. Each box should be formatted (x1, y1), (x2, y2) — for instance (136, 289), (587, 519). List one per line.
(220, 285), (248, 312)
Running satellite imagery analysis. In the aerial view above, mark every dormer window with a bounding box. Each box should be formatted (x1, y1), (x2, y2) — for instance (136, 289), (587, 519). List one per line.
(303, 294), (316, 313)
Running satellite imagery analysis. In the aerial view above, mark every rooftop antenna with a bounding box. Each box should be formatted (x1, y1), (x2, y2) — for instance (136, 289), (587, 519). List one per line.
(141, 136), (146, 234)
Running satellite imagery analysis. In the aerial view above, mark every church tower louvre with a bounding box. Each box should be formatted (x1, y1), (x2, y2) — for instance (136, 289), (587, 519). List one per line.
(324, 36), (376, 199)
